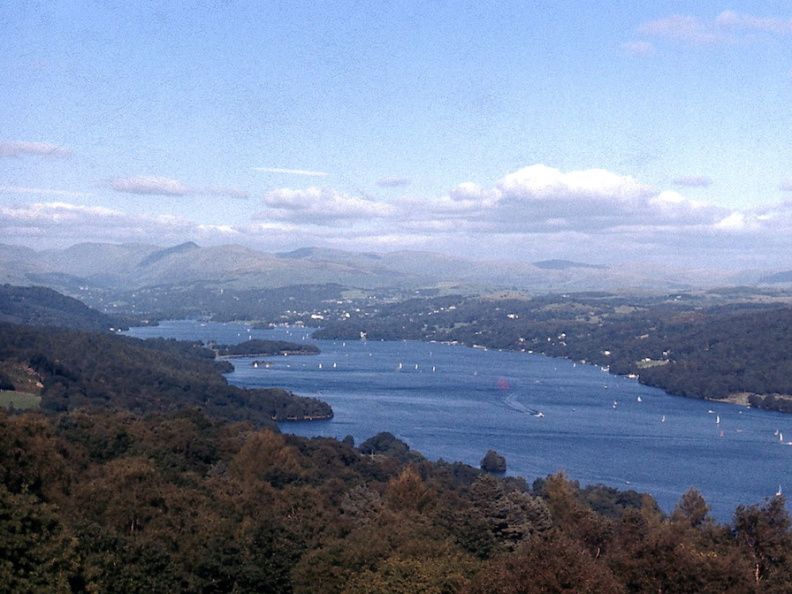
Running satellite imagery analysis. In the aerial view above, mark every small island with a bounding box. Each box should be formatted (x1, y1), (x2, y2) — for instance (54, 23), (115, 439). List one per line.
(213, 339), (320, 358)
(481, 449), (507, 473)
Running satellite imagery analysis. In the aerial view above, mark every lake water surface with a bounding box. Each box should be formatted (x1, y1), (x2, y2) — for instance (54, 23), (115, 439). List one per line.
(125, 320), (792, 521)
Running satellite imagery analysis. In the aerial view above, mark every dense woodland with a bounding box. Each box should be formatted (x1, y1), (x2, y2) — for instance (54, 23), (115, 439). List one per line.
(0, 324), (331, 425)
(0, 284), (132, 331)
(213, 339), (320, 358)
(313, 292), (792, 410)
(78, 282), (351, 323)
(3, 406), (792, 593)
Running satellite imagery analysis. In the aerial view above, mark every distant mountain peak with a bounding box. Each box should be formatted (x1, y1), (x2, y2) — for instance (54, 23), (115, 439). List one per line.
(277, 247), (319, 259)
(533, 259), (607, 271)
(759, 270), (792, 284)
(138, 242), (200, 268)
(276, 247), (382, 261)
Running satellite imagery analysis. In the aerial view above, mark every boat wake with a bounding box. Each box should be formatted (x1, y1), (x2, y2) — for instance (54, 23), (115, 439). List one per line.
(502, 392), (543, 417)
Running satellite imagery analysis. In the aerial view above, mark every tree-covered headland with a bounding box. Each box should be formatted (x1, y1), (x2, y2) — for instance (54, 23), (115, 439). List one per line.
(0, 324), (331, 424)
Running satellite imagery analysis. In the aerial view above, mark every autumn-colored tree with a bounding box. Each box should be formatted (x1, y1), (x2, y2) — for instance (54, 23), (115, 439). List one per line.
(227, 428), (304, 486)
(733, 495), (792, 591)
(385, 465), (434, 513)
(465, 531), (624, 594)
(0, 483), (78, 593)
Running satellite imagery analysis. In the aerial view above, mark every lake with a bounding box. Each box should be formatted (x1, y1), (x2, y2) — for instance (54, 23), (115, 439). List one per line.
(125, 320), (792, 521)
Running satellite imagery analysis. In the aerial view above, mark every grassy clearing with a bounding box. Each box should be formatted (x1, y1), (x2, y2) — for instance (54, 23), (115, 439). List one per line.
(0, 391), (41, 410)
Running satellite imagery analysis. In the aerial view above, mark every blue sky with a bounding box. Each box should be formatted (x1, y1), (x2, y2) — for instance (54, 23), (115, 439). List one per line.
(2, 1), (792, 270)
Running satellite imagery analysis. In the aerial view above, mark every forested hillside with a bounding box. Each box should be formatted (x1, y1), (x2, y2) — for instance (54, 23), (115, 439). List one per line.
(313, 292), (792, 409)
(2, 406), (791, 593)
(0, 284), (130, 331)
(0, 324), (331, 425)
(213, 339), (320, 357)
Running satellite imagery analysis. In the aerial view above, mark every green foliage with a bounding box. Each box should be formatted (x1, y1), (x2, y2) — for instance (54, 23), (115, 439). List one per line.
(214, 338), (320, 357)
(87, 282), (347, 323)
(480, 449), (506, 473)
(358, 431), (415, 462)
(0, 483), (78, 593)
(733, 495), (792, 590)
(0, 283), (126, 331)
(0, 406), (791, 592)
(0, 323), (332, 425)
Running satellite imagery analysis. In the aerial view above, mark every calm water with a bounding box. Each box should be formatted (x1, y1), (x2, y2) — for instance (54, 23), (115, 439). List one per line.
(125, 320), (792, 521)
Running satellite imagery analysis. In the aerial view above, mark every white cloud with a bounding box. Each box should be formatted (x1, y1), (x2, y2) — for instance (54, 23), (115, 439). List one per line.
(713, 212), (752, 231)
(716, 11), (792, 34)
(257, 187), (396, 224)
(109, 176), (247, 198)
(497, 165), (651, 202)
(5, 164), (792, 270)
(0, 141), (71, 158)
(251, 165), (742, 238)
(0, 202), (122, 223)
(0, 202), (236, 248)
(633, 11), (792, 48)
(637, 14), (719, 44)
(110, 176), (191, 196)
(483, 165), (668, 231)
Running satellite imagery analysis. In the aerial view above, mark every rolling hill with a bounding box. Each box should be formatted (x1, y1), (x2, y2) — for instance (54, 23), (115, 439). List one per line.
(0, 241), (772, 298)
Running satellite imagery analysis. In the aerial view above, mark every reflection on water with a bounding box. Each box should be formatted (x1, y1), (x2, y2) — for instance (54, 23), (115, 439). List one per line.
(126, 320), (792, 521)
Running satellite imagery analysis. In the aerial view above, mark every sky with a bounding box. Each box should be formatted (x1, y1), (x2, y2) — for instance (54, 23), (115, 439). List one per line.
(2, 1), (792, 270)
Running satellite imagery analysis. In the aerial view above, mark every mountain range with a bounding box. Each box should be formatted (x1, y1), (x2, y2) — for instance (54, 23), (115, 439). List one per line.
(0, 241), (783, 296)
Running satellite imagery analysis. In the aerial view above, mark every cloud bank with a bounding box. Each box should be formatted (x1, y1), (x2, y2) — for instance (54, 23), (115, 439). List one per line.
(258, 187), (396, 224)
(253, 165), (726, 233)
(4, 164), (792, 270)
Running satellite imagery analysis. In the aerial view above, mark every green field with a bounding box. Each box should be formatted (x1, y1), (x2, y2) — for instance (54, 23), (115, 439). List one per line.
(0, 391), (41, 410)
